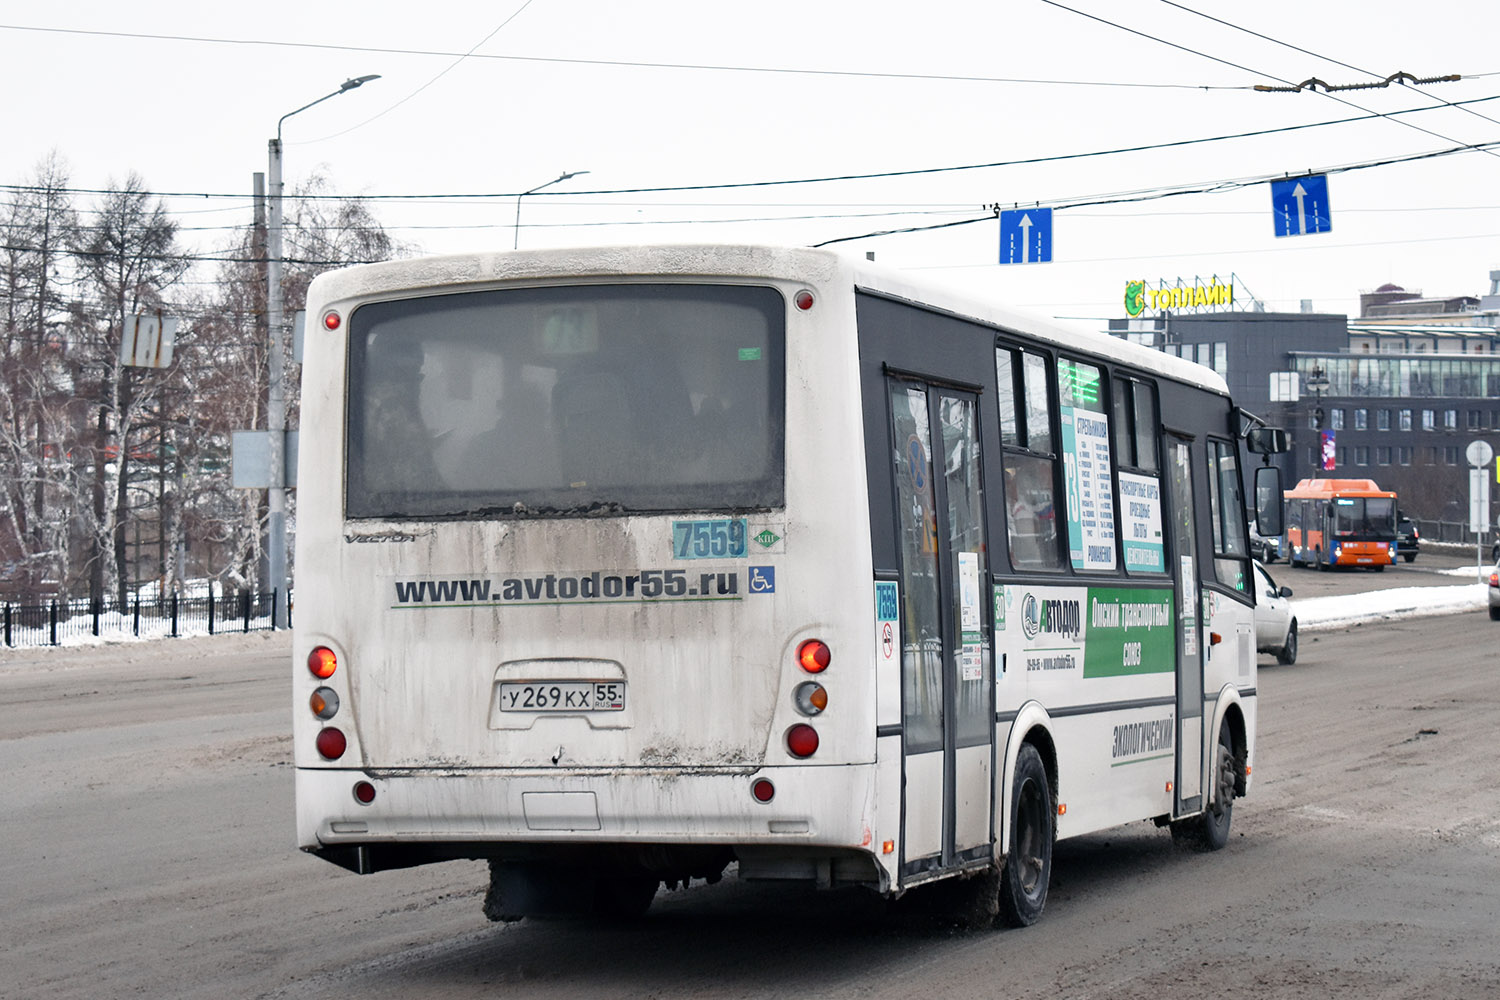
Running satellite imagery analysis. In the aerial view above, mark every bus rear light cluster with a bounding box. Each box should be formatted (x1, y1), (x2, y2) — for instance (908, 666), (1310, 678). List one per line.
(786, 724), (820, 759)
(751, 778), (775, 803)
(316, 727), (348, 760)
(353, 781), (377, 804)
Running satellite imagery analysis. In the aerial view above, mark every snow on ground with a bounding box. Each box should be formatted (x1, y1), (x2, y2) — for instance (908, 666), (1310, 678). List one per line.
(1293, 560), (1494, 632)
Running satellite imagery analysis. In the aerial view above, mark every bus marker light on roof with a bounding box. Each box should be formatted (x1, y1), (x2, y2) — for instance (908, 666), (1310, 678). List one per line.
(794, 681), (827, 716)
(353, 781), (376, 804)
(752, 778), (775, 803)
(794, 290), (815, 311)
(308, 646), (338, 679)
(323, 310), (341, 330)
(310, 687), (340, 720)
(316, 727), (347, 760)
(786, 724), (819, 758)
(797, 639), (830, 673)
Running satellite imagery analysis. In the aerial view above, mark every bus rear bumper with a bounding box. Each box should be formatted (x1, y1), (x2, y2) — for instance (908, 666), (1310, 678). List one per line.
(296, 763), (887, 885)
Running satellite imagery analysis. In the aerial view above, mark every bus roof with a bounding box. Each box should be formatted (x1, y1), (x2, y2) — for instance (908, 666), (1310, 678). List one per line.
(307, 244), (1229, 395)
(1284, 478), (1397, 498)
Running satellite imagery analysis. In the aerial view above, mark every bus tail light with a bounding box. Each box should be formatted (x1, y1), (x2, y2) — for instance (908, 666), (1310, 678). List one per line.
(353, 781), (376, 804)
(310, 687), (340, 719)
(794, 681), (827, 716)
(316, 727), (347, 760)
(794, 290), (815, 311)
(797, 639), (830, 673)
(308, 646), (338, 679)
(786, 724), (819, 758)
(751, 778), (775, 803)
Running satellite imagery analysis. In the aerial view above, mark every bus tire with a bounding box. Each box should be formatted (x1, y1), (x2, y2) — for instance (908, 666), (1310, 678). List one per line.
(997, 743), (1053, 928)
(1171, 726), (1236, 851)
(1275, 620), (1298, 665)
(1313, 550), (1324, 571)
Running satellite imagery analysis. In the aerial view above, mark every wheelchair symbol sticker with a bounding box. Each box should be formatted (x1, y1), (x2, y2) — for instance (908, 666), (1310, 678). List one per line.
(749, 566), (776, 594)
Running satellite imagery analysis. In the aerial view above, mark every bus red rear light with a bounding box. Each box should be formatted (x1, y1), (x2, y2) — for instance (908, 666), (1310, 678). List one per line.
(797, 639), (830, 673)
(308, 646), (338, 679)
(786, 724), (819, 758)
(794, 290), (815, 311)
(315, 727), (347, 760)
(752, 778), (775, 803)
(323, 310), (341, 330)
(353, 781), (376, 804)
(310, 686), (340, 720)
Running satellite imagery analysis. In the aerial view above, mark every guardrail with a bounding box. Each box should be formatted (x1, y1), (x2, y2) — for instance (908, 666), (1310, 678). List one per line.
(1, 589), (287, 648)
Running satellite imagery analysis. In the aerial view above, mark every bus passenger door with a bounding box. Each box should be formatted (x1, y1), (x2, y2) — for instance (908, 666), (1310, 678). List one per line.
(1165, 436), (1203, 811)
(888, 380), (994, 877)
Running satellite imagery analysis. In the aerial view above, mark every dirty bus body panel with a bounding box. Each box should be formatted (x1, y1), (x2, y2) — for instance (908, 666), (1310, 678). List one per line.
(294, 245), (1274, 923)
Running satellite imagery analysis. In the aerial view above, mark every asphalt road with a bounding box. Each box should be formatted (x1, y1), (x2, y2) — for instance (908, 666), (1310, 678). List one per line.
(3, 585), (1498, 999)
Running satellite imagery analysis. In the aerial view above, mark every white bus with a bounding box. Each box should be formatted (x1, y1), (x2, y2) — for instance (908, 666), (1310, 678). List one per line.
(293, 245), (1286, 925)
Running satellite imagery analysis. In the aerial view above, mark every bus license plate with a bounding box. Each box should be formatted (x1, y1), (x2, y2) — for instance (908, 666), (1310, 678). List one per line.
(498, 682), (626, 713)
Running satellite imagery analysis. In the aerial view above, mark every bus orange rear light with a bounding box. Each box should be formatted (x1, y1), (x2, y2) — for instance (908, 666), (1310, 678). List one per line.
(882, 840), (895, 855)
(315, 727), (347, 760)
(786, 724), (819, 758)
(794, 681), (827, 716)
(797, 639), (830, 673)
(310, 686), (340, 720)
(308, 646), (337, 679)
(751, 778), (775, 803)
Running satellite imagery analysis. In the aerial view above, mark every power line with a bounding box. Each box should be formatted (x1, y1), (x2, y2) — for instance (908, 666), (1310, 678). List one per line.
(5, 93), (1498, 206)
(813, 138), (1500, 245)
(1037, 0), (1500, 163)
(1159, 0), (1500, 132)
(0, 21), (1250, 92)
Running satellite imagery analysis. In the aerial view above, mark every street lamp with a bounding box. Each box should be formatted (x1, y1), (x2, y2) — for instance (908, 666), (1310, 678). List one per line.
(266, 74), (379, 628)
(514, 170), (589, 249)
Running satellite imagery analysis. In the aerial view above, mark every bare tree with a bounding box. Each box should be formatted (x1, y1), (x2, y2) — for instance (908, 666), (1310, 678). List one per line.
(70, 174), (189, 604)
(0, 152), (79, 599)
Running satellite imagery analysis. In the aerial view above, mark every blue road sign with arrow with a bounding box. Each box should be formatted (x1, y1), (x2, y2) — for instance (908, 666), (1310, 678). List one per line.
(1271, 174), (1331, 237)
(999, 207), (1052, 264)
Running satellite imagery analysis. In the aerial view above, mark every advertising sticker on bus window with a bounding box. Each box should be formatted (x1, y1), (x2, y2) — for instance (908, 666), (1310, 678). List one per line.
(1060, 402), (1116, 571)
(1118, 471), (1165, 573)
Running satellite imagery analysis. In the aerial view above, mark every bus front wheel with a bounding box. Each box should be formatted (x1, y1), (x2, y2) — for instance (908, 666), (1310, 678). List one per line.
(997, 743), (1054, 927)
(1171, 726), (1237, 851)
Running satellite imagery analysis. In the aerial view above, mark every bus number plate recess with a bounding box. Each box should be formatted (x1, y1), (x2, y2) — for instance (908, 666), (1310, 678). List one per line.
(498, 682), (627, 713)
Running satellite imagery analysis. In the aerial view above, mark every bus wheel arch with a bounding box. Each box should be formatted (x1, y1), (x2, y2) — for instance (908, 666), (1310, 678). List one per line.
(1172, 704), (1243, 850)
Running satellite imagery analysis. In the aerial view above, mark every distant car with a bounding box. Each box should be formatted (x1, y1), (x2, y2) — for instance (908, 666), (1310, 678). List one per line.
(1253, 560), (1297, 664)
(1396, 513), (1419, 563)
(1488, 562), (1500, 621)
(1249, 524), (1282, 563)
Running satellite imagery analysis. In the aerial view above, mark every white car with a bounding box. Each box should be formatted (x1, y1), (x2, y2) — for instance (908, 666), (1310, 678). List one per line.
(1253, 560), (1297, 664)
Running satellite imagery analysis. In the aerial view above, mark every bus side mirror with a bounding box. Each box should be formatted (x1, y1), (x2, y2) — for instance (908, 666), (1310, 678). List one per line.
(1245, 427), (1290, 455)
(1254, 465), (1284, 537)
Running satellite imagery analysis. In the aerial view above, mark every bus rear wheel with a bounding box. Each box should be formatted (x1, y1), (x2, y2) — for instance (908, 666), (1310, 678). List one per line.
(997, 743), (1054, 927)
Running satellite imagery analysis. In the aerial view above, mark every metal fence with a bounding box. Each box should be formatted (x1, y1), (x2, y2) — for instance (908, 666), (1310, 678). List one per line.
(1, 589), (287, 648)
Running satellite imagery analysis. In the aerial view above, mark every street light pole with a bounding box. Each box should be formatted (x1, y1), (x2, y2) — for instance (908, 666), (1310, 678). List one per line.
(266, 74), (378, 628)
(514, 170), (589, 249)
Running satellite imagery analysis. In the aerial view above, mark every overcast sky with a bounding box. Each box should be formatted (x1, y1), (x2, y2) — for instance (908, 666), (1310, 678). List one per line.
(4, 0), (1499, 324)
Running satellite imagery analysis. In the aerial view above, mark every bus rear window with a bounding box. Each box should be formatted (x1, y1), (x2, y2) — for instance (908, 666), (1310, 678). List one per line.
(345, 283), (785, 519)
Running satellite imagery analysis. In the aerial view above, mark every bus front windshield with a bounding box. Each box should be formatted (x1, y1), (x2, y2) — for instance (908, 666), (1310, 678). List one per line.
(1329, 496), (1396, 538)
(345, 284), (786, 519)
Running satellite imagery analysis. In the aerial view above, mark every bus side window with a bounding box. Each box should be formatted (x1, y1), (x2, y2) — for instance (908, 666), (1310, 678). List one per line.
(997, 345), (1063, 571)
(1113, 376), (1167, 576)
(1207, 437), (1249, 592)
